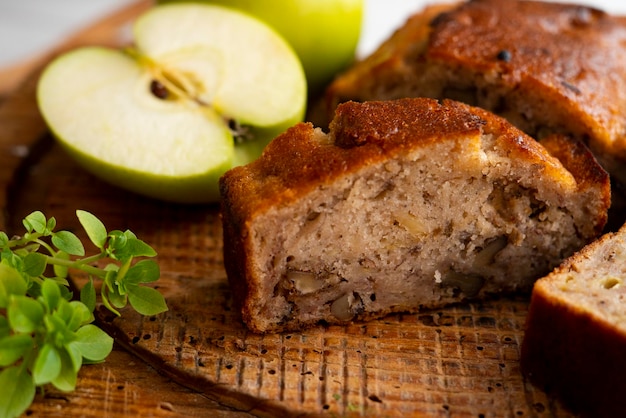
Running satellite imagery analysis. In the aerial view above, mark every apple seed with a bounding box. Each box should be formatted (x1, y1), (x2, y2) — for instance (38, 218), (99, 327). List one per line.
(150, 80), (170, 100)
(226, 118), (252, 143)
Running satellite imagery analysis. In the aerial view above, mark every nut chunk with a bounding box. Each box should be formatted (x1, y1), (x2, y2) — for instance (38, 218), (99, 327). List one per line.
(521, 224), (626, 417)
(219, 98), (609, 333)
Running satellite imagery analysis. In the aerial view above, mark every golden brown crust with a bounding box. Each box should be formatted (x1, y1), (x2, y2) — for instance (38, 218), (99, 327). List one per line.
(222, 98), (586, 223)
(324, 0), (626, 186)
(428, 0), (626, 149)
(321, 2), (456, 108)
(223, 99), (484, 220)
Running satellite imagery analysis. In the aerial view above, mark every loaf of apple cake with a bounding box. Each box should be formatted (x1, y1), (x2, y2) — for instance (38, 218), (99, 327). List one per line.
(521, 223), (626, 417)
(220, 98), (610, 333)
(323, 0), (626, 201)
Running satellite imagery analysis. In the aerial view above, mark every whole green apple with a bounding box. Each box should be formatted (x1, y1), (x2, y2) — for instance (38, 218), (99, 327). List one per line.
(37, 4), (306, 203)
(158, 0), (364, 92)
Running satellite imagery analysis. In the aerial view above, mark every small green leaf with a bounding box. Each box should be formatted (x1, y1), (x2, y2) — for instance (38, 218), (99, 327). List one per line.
(51, 231), (85, 256)
(0, 263), (28, 308)
(33, 343), (62, 385)
(103, 269), (119, 294)
(44, 314), (72, 347)
(100, 284), (121, 317)
(125, 238), (157, 258)
(8, 296), (44, 333)
(64, 340), (83, 373)
(51, 297), (73, 324)
(23, 252), (48, 278)
(66, 301), (93, 331)
(46, 216), (57, 232)
(0, 231), (8, 247)
(104, 263), (119, 274)
(106, 230), (127, 256)
(73, 324), (113, 362)
(2, 250), (24, 273)
(0, 334), (33, 367)
(100, 296), (120, 317)
(80, 278), (96, 313)
(23, 211), (47, 234)
(51, 348), (78, 392)
(0, 365), (35, 418)
(13, 243), (40, 259)
(53, 250), (70, 279)
(108, 286), (128, 309)
(58, 281), (73, 300)
(51, 275), (70, 288)
(76, 210), (108, 249)
(125, 259), (160, 285)
(127, 285), (168, 316)
(26, 280), (42, 300)
(40, 278), (62, 312)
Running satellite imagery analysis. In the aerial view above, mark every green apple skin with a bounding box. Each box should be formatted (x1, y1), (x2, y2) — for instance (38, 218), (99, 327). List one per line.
(36, 4), (306, 203)
(158, 0), (364, 92)
(56, 135), (230, 203)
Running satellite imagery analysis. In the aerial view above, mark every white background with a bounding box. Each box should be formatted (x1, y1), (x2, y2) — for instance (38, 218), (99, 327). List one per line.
(0, 0), (625, 69)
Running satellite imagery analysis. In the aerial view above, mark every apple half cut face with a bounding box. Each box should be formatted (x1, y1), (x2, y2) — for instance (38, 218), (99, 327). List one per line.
(37, 4), (307, 203)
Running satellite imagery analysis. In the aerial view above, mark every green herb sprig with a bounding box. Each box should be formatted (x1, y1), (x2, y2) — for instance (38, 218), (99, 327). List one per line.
(0, 210), (167, 418)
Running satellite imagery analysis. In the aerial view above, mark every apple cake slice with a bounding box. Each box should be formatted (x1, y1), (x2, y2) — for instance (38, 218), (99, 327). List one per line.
(219, 98), (610, 333)
(521, 223), (626, 417)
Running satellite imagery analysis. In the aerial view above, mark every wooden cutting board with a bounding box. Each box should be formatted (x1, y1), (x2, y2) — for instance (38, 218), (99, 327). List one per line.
(0, 2), (576, 416)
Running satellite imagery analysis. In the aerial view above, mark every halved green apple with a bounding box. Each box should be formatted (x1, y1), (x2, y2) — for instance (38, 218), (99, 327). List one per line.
(37, 3), (307, 203)
(158, 0), (364, 93)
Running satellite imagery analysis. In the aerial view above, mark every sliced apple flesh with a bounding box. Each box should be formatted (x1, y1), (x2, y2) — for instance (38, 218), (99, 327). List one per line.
(37, 4), (307, 203)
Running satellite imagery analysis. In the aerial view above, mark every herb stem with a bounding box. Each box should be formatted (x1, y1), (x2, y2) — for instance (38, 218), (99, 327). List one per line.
(5, 232), (42, 248)
(45, 253), (107, 278)
(34, 238), (56, 256)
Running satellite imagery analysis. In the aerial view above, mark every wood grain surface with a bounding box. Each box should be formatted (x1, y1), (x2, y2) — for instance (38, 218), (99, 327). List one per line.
(0, 1), (577, 417)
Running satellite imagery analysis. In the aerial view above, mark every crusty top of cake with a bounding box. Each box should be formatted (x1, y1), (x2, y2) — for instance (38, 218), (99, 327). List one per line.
(429, 0), (626, 147)
(324, 0), (626, 167)
(220, 98), (606, 224)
